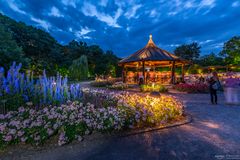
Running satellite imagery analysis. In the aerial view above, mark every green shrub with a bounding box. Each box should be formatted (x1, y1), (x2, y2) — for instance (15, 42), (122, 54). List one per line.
(107, 82), (128, 90)
(140, 84), (168, 93)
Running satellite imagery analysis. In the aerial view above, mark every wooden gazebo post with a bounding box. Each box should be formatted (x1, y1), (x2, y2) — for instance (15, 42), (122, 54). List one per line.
(181, 63), (185, 82)
(142, 60), (145, 84)
(122, 64), (126, 83)
(171, 61), (176, 84)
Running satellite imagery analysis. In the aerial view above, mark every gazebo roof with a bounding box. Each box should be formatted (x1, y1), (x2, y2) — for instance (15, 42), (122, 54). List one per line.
(119, 35), (185, 64)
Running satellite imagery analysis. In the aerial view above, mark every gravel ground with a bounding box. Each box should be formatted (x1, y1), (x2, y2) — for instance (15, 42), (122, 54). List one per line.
(1, 92), (240, 160)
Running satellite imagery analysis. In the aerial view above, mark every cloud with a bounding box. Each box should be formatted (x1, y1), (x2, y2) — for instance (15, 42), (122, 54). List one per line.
(81, 2), (122, 28)
(74, 27), (95, 39)
(48, 6), (64, 17)
(232, 1), (240, 7)
(6, 0), (26, 15)
(209, 42), (223, 49)
(124, 4), (142, 19)
(99, 0), (108, 7)
(61, 0), (77, 8)
(184, 1), (194, 8)
(149, 9), (157, 17)
(168, 11), (178, 16)
(199, 39), (213, 45)
(31, 17), (51, 31)
(169, 44), (180, 47)
(196, 0), (216, 14)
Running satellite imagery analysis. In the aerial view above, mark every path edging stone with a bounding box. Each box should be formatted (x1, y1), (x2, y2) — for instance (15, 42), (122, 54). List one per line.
(118, 113), (193, 137)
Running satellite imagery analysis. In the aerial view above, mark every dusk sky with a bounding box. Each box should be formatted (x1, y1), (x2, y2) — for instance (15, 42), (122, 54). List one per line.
(0, 0), (240, 58)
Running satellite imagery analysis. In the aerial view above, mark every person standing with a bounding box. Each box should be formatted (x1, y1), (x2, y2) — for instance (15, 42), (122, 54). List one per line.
(224, 72), (239, 105)
(208, 72), (220, 105)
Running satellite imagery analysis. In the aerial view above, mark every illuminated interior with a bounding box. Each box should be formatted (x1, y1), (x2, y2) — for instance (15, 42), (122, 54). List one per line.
(118, 35), (189, 84)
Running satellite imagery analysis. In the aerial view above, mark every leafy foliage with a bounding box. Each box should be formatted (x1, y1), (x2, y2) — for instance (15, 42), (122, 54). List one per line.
(140, 84), (168, 92)
(0, 25), (28, 69)
(220, 36), (240, 65)
(69, 55), (89, 80)
(196, 52), (225, 66)
(186, 64), (202, 74)
(174, 42), (201, 61)
(0, 13), (120, 78)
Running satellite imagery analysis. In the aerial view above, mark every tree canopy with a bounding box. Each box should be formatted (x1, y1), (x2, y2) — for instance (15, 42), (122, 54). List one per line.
(0, 13), (120, 77)
(196, 52), (224, 66)
(174, 42), (201, 61)
(0, 25), (28, 69)
(69, 55), (89, 80)
(220, 36), (240, 65)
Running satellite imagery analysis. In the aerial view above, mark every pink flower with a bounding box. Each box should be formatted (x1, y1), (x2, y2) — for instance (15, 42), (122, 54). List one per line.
(58, 131), (67, 146)
(18, 107), (25, 113)
(34, 135), (40, 141)
(21, 137), (27, 142)
(47, 128), (54, 136)
(0, 114), (5, 119)
(3, 135), (12, 142)
(17, 130), (25, 137)
(0, 124), (6, 132)
(9, 129), (17, 135)
(76, 135), (83, 142)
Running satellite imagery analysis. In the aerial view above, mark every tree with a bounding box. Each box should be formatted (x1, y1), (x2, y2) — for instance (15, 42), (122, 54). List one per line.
(220, 36), (240, 65)
(187, 64), (202, 74)
(69, 55), (89, 81)
(0, 25), (28, 69)
(174, 42), (201, 61)
(0, 13), (63, 74)
(197, 52), (224, 66)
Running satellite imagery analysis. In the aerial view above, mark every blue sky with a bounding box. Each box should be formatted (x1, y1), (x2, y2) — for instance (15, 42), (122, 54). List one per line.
(0, 0), (240, 58)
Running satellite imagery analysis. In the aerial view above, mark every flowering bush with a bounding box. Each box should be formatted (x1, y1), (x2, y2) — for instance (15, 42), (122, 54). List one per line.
(0, 101), (128, 148)
(0, 62), (82, 111)
(0, 88), (184, 148)
(107, 82), (129, 90)
(90, 78), (121, 87)
(173, 83), (208, 93)
(90, 80), (114, 87)
(140, 84), (168, 93)
(82, 88), (183, 126)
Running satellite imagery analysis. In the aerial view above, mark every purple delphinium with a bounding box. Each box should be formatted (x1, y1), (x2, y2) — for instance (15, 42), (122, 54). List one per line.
(0, 62), (82, 108)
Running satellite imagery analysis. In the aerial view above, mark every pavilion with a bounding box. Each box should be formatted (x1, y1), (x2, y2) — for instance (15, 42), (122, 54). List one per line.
(118, 35), (189, 84)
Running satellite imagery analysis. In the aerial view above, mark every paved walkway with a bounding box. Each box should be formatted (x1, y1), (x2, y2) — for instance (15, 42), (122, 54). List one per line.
(2, 93), (240, 160)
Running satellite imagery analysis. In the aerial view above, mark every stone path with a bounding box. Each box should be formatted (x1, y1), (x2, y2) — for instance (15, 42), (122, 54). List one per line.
(2, 93), (240, 160)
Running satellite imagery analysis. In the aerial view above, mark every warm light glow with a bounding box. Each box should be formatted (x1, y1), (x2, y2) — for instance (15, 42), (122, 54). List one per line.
(202, 122), (219, 129)
(149, 34), (152, 39)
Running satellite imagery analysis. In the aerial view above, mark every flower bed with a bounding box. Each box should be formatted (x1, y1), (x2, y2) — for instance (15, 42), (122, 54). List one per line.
(140, 84), (168, 93)
(0, 89), (184, 149)
(173, 83), (209, 93)
(82, 88), (183, 126)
